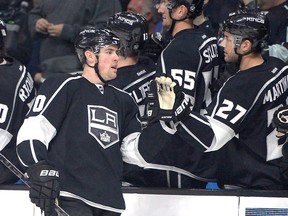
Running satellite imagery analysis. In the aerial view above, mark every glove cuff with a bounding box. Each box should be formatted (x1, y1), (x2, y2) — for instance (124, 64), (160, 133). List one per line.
(27, 161), (59, 182)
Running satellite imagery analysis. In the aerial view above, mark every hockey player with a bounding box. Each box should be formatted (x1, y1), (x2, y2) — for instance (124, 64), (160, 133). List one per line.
(141, 10), (288, 189)
(107, 12), (156, 117)
(0, 19), (35, 184)
(125, 0), (221, 189)
(16, 27), (178, 215)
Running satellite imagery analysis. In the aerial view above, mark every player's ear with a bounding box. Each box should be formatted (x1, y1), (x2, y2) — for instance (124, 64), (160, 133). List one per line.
(241, 39), (253, 52)
(178, 4), (188, 19)
(85, 50), (96, 63)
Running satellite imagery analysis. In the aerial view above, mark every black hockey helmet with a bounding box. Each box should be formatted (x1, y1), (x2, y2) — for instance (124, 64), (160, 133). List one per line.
(0, 19), (7, 49)
(107, 11), (149, 56)
(75, 26), (120, 64)
(221, 10), (268, 52)
(167, 0), (204, 19)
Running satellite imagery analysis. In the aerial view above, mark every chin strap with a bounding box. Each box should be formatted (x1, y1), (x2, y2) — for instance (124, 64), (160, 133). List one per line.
(86, 56), (107, 84)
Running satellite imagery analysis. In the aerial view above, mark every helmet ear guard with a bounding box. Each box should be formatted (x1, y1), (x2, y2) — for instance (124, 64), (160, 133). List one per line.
(221, 10), (268, 52)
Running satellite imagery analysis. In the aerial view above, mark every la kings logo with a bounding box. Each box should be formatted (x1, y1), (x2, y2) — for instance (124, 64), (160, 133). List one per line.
(88, 105), (119, 149)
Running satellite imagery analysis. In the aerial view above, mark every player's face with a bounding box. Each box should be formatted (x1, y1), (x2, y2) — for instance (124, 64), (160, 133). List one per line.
(97, 45), (120, 81)
(157, 0), (173, 29)
(219, 32), (239, 63)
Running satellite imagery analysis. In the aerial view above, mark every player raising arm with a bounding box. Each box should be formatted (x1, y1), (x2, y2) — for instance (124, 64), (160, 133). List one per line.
(176, 10), (288, 189)
(16, 27), (175, 216)
(134, 10), (288, 190)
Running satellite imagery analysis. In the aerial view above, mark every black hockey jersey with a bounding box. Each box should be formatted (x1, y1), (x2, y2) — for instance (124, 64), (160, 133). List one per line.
(128, 27), (220, 188)
(177, 57), (288, 189)
(156, 27), (219, 113)
(0, 57), (35, 183)
(109, 55), (156, 116)
(16, 74), (175, 212)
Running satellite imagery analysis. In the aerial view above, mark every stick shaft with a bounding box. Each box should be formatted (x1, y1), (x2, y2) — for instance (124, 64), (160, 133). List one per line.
(0, 153), (70, 216)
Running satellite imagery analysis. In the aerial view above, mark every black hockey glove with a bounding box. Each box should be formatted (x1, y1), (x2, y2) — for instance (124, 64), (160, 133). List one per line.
(146, 76), (190, 124)
(280, 143), (288, 181)
(272, 106), (288, 138)
(142, 31), (171, 62)
(26, 161), (60, 215)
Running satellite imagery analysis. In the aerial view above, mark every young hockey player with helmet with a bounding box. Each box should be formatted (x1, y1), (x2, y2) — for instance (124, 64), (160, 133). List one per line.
(16, 26), (178, 215)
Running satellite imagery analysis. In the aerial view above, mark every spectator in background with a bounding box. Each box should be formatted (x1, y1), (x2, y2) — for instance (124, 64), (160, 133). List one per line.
(127, 0), (162, 33)
(0, 0), (32, 66)
(28, 0), (122, 86)
(0, 19), (36, 185)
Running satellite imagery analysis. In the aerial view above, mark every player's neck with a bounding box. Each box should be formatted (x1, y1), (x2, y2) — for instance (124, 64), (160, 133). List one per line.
(193, 13), (206, 26)
(117, 55), (138, 68)
(82, 66), (104, 85)
(172, 20), (194, 36)
(239, 54), (264, 71)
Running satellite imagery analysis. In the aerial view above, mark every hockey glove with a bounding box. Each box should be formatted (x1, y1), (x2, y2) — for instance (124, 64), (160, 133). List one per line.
(142, 31), (171, 62)
(146, 76), (190, 124)
(26, 161), (60, 215)
(272, 106), (288, 138)
(280, 143), (288, 181)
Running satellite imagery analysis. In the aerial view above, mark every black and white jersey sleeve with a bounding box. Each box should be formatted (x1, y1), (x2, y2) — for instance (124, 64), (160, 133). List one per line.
(16, 73), (146, 212)
(176, 57), (288, 188)
(178, 57), (288, 153)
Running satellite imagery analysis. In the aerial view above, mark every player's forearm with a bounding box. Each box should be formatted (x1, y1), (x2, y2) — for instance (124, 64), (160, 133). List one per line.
(177, 112), (235, 152)
(121, 121), (176, 166)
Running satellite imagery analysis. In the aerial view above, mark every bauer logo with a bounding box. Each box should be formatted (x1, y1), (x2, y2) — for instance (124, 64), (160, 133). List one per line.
(40, 170), (59, 177)
(87, 105), (119, 148)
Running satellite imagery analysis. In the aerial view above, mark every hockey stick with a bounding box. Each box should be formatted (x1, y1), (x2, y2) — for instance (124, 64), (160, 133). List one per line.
(0, 153), (70, 216)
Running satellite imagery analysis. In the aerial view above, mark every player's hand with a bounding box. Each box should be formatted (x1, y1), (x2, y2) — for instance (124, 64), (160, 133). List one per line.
(26, 161), (60, 215)
(142, 31), (171, 62)
(146, 76), (190, 124)
(272, 106), (288, 138)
